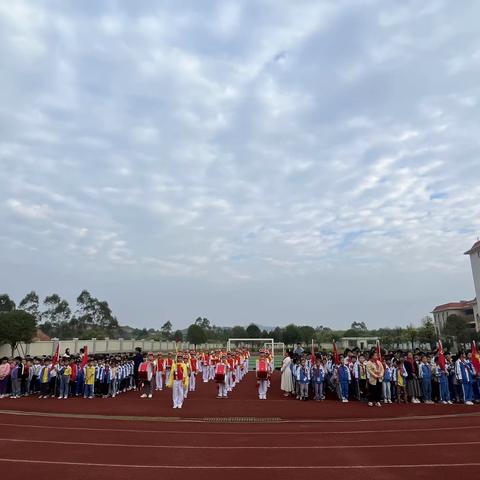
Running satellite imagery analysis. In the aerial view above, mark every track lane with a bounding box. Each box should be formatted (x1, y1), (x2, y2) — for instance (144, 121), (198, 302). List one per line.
(0, 423), (479, 446)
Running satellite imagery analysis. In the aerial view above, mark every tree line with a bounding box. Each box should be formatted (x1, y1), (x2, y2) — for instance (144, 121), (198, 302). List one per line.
(1, 291), (478, 353)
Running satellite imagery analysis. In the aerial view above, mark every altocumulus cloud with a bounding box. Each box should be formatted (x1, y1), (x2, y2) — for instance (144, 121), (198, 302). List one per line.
(1, 0), (480, 328)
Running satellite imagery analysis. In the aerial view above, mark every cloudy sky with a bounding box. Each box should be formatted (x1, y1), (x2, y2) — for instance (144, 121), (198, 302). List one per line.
(1, 0), (479, 330)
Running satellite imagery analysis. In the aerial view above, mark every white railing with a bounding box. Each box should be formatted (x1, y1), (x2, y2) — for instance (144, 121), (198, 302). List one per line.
(0, 338), (224, 357)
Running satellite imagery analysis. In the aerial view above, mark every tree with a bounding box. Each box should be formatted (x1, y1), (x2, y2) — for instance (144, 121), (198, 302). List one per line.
(282, 324), (301, 345)
(74, 290), (117, 333)
(246, 323), (261, 338)
(403, 324), (418, 350)
(418, 317), (436, 350)
(299, 325), (316, 343)
(444, 314), (470, 343)
(0, 310), (37, 355)
(187, 324), (207, 347)
(161, 321), (173, 340)
(173, 329), (183, 342)
(270, 327), (283, 342)
(0, 294), (15, 313)
(195, 317), (211, 330)
(230, 325), (247, 338)
(42, 294), (71, 329)
(350, 321), (368, 331)
(18, 291), (40, 322)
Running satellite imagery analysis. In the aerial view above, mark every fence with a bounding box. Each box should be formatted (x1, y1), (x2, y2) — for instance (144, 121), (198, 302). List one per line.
(0, 338), (224, 358)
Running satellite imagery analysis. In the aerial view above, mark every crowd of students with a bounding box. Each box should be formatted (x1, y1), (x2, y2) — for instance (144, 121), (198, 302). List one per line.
(0, 346), (257, 408)
(2, 343), (479, 409)
(280, 345), (480, 406)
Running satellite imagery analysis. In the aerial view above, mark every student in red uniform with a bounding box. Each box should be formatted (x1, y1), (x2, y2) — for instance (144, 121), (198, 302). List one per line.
(140, 353), (155, 399)
(189, 352), (198, 392)
(215, 355), (229, 398)
(201, 351), (210, 383)
(155, 353), (165, 391)
(256, 352), (269, 400)
(167, 355), (188, 409)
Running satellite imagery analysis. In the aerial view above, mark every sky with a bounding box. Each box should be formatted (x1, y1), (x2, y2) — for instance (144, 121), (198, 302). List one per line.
(1, 0), (480, 331)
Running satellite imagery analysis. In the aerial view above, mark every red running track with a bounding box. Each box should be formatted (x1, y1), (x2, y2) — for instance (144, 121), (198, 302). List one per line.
(0, 372), (479, 480)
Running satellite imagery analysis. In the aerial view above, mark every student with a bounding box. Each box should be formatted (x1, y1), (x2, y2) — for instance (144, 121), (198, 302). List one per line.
(140, 353), (155, 399)
(22, 358), (30, 396)
(383, 359), (393, 403)
(311, 358), (325, 401)
(296, 358), (310, 401)
(256, 352), (270, 400)
(418, 355), (433, 403)
(110, 361), (118, 398)
(76, 350), (86, 397)
(10, 357), (22, 399)
(58, 358), (72, 399)
(201, 351), (210, 383)
(30, 357), (41, 394)
(336, 357), (351, 403)
(395, 358), (408, 403)
(84, 360), (95, 399)
(48, 357), (58, 398)
(165, 353), (174, 385)
(215, 355), (229, 399)
(0, 357), (11, 398)
(39, 358), (51, 398)
(155, 353), (165, 391)
(189, 352), (198, 392)
(455, 351), (474, 405)
(435, 358), (452, 404)
(167, 355), (189, 409)
(353, 354), (368, 401)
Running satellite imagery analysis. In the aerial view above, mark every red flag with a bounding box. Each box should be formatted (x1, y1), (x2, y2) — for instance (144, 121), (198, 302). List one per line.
(376, 339), (382, 362)
(50, 341), (59, 370)
(437, 340), (446, 371)
(332, 340), (339, 365)
(472, 341), (480, 373)
(311, 340), (316, 365)
(80, 345), (88, 369)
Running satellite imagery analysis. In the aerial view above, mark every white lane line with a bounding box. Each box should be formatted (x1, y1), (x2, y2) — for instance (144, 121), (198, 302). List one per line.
(0, 458), (479, 469)
(1, 409), (479, 425)
(0, 438), (479, 450)
(0, 422), (477, 436)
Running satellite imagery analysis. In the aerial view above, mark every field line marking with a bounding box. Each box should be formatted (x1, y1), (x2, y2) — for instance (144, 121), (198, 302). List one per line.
(0, 421), (478, 436)
(0, 438), (479, 450)
(0, 458), (479, 469)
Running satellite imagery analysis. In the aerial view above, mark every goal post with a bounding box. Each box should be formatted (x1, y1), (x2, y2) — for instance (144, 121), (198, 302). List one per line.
(226, 338), (276, 369)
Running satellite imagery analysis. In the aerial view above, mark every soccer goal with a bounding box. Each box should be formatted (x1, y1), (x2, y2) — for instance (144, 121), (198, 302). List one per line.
(227, 338), (276, 369)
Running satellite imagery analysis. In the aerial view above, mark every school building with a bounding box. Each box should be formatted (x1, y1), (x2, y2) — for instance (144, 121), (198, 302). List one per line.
(432, 239), (480, 335)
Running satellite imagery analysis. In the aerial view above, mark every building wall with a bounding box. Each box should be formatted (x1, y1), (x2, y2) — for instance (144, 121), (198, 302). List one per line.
(433, 307), (478, 334)
(469, 251), (480, 329)
(474, 302), (480, 332)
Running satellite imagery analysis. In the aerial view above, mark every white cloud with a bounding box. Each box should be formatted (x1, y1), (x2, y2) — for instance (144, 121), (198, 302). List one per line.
(0, 0), (479, 328)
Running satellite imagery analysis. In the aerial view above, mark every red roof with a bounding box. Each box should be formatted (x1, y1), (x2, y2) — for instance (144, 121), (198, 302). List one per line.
(465, 240), (480, 255)
(432, 299), (476, 313)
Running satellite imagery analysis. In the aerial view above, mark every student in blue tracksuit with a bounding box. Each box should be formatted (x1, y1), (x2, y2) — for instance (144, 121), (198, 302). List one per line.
(435, 360), (452, 404)
(382, 360), (394, 403)
(76, 348), (85, 397)
(466, 352), (480, 401)
(455, 352), (474, 405)
(311, 358), (326, 401)
(336, 357), (351, 403)
(296, 359), (310, 401)
(419, 355), (433, 403)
